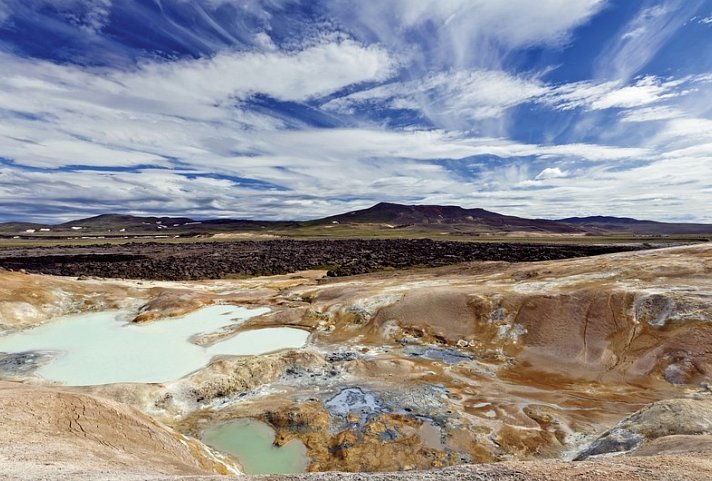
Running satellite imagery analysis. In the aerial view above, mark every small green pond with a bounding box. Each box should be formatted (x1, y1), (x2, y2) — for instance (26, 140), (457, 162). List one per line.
(203, 419), (309, 475)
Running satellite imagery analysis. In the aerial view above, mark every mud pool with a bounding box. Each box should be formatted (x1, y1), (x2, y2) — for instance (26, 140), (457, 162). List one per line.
(203, 419), (309, 474)
(0, 305), (310, 386)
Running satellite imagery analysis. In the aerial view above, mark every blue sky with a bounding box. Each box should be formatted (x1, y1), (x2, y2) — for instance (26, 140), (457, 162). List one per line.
(0, 0), (711, 222)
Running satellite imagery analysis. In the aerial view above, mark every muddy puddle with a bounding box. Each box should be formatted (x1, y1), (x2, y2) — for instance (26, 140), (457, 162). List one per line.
(203, 419), (309, 474)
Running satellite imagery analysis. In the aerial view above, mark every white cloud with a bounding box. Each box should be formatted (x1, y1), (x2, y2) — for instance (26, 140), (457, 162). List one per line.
(6, 0), (114, 33)
(254, 32), (277, 51)
(699, 15), (712, 24)
(189, 0), (297, 10)
(661, 142), (712, 160)
(123, 38), (395, 105)
(0, 38), (396, 124)
(543, 75), (704, 112)
(535, 167), (567, 180)
(448, 155), (712, 222)
(0, 39), (396, 168)
(358, 0), (604, 47)
(653, 117), (712, 144)
(80, 0), (112, 33)
(325, 70), (547, 122)
(0, 73), (659, 218)
(326, 70), (707, 133)
(532, 143), (649, 161)
(1, 41), (648, 175)
(0, 1), (9, 23)
(1, 126), (709, 223)
(619, 105), (685, 122)
(327, 0), (605, 70)
(236, 129), (648, 166)
(588, 76), (686, 109)
(595, 0), (706, 81)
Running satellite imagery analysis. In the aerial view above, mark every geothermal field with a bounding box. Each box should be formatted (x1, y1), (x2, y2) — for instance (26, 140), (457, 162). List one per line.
(1, 235), (711, 480)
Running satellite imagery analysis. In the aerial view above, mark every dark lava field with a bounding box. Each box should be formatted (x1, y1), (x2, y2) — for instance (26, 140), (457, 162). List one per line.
(0, 239), (652, 280)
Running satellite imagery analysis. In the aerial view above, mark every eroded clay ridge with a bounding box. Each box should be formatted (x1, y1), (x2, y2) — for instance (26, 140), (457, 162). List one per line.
(1, 244), (711, 479)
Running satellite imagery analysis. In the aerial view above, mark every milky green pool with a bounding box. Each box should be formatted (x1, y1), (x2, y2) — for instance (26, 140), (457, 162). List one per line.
(0, 305), (310, 386)
(203, 419), (309, 475)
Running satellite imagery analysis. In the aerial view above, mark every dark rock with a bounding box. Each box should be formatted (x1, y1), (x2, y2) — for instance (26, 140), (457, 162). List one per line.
(0, 239), (649, 281)
(574, 428), (644, 460)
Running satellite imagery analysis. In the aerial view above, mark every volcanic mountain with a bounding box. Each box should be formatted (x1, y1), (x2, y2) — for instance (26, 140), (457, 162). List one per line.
(315, 202), (582, 233)
(559, 215), (712, 235)
(2, 203), (712, 237)
(0, 213), (293, 235)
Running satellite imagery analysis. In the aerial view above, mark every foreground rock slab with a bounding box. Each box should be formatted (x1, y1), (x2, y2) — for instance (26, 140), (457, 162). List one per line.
(575, 398), (712, 459)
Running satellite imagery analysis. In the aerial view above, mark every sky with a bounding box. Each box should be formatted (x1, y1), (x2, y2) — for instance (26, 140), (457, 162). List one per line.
(0, 0), (711, 223)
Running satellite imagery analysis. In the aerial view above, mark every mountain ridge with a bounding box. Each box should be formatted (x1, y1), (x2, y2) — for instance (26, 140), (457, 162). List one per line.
(1, 203), (711, 236)
(559, 215), (712, 235)
(315, 202), (581, 233)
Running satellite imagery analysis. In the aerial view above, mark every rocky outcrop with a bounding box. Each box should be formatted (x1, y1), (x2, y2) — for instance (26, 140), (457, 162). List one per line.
(575, 398), (712, 459)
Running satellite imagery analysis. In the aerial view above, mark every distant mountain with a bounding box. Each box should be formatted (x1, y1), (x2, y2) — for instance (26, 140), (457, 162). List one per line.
(315, 202), (582, 233)
(0, 213), (290, 236)
(56, 214), (196, 229)
(561, 216), (641, 224)
(0, 222), (45, 231)
(1, 205), (711, 238)
(560, 216), (712, 235)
